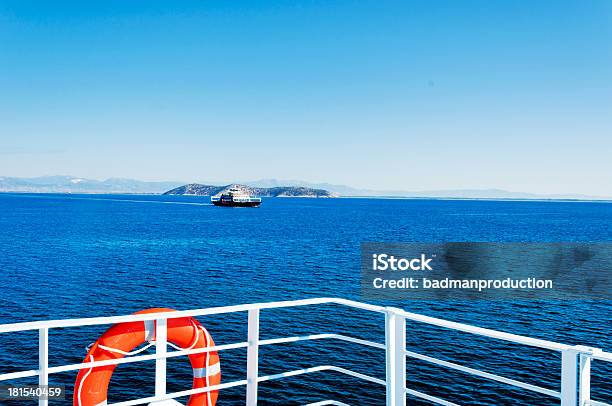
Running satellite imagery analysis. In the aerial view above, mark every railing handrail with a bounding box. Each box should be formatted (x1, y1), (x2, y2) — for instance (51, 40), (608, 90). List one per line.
(397, 308), (573, 352)
(0, 297), (359, 333)
(0, 297), (585, 353)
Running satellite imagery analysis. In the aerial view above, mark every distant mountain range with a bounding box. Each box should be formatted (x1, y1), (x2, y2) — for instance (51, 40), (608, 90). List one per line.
(0, 176), (609, 200)
(163, 183), (337, 198)
(0, 176), (183, 194)
(242, 179), (610, 200)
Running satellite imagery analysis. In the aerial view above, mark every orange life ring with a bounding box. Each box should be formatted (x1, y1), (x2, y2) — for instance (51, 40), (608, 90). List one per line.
(73, 308), (221, 406)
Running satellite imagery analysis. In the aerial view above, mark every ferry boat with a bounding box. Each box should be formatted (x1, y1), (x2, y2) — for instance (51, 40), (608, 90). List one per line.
(211, 187), (261, 207)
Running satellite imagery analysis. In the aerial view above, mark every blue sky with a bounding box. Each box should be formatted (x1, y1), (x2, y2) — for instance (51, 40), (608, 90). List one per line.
(1, 1), (610, 194)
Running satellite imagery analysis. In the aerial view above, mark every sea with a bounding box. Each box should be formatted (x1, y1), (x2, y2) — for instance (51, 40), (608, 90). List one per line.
(0, 193), (610, 405)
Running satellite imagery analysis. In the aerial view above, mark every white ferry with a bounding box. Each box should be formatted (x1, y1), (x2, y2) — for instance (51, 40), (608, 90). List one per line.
(211, 187), (261, 207)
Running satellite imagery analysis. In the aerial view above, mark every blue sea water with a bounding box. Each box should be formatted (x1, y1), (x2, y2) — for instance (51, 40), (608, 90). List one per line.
(0, 193), (610, 405)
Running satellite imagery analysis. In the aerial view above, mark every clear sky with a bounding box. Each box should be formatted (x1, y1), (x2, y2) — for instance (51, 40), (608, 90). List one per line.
(1, 1), (611, 195)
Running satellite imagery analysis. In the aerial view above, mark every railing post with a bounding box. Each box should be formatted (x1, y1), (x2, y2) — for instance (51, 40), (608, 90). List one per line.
(246, 309), (260, 406)
(385, 308), (406, 406)
(155, 318), (167, 397)
(561, 348), (578, 406)
(575, 346), (600, 406)
(38, 327), (48, 406)
(578, 353), (590, 406)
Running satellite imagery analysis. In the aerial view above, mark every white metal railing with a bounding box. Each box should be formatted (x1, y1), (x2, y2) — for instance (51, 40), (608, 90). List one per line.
(0, 297), (610, 406)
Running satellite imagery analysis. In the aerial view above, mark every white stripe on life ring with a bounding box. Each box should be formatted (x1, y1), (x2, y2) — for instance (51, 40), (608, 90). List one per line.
(193, 362), (221, 378)
(94, 401), (107, 406)
(144, 320), (155, 342)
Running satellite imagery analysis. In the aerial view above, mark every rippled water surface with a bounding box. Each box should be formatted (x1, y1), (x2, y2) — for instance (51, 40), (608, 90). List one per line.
(0, 194), (610, 405)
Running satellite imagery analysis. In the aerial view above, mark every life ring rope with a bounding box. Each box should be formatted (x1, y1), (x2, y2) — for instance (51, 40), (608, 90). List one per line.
(91, 320), (203, 357)
(97, 342), (155, 356)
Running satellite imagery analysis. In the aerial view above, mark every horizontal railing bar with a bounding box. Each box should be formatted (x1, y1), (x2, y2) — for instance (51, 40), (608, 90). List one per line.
(406, 388), (461, 406)
(259, 333), (385, 350)
(0, 332), (385, 382)
(0, 341), (248, 382)
(592, 351), (612, 363)
(108, 364), (383, 406)
(257, 365), (340, 383)
(258, 365), (386, 386)
(0, 369), (38, 381)
(397, 309), (571, 352)
(331, 298), (388, 314)
(590, 400), (612, 406)
(405, 349), (560, 398)
(109, 379), (248, 406)
(325, 366), (386, 386)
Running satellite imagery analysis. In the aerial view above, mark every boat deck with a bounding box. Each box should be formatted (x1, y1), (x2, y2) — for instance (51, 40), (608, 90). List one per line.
(0, 298), (610, 405)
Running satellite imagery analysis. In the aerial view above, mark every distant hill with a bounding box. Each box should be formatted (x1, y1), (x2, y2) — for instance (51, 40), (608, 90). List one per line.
(163, 183), (337, 198)
(0, 176), (183, 194)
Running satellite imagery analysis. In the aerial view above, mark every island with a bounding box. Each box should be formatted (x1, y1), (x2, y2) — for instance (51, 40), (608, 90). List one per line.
(162, 183), (338, 198)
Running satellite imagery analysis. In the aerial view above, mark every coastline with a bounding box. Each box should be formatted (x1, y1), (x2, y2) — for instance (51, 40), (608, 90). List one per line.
(1, 191), (610, 204)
